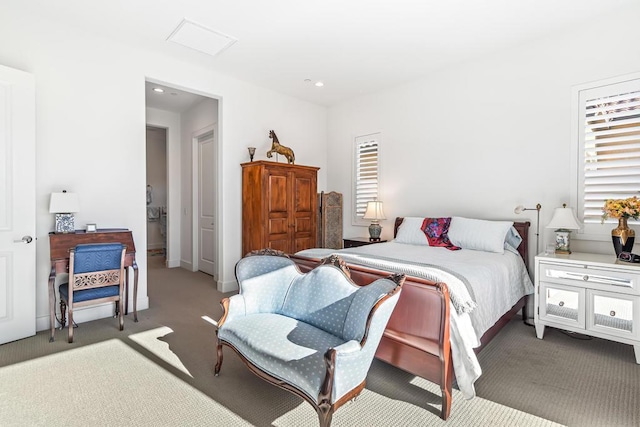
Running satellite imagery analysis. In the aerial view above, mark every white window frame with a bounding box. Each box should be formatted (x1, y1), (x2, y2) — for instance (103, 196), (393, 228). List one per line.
(352, 132), (381, 226)
(571, 72), (640, 240)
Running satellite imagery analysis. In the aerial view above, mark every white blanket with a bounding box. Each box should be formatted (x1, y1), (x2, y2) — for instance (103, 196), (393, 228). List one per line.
(299, 248), (478, 315)
(296, 241), (534, 399)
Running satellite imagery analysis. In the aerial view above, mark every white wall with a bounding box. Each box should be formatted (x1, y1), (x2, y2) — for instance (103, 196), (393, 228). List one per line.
(327, 6), (640, 266)
(0, 8), (327, 330)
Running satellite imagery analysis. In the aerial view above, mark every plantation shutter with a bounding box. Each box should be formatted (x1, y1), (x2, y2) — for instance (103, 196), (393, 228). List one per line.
(579, 79), (640, 224)
(354, 134), (380, 220)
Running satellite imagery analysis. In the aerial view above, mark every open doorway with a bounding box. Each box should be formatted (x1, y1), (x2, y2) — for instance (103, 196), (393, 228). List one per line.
(146, 126), (167, 264)
(145, 80), (220, 279)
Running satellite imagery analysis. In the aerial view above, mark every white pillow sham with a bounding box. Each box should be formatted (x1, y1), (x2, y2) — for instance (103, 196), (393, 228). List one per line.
(393, 217), (429, 245)
(447, 217), (514, 254)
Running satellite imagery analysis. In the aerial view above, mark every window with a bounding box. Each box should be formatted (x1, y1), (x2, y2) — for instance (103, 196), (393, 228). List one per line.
(353, 133), (380, 225)
(574, 75), (640, 237)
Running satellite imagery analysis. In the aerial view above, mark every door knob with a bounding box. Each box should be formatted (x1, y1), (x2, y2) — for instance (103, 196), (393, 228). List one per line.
(14, 235), (33, 244)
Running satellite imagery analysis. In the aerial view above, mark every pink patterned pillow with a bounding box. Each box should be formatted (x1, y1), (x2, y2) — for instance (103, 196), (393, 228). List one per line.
(421, 217), (461, 251)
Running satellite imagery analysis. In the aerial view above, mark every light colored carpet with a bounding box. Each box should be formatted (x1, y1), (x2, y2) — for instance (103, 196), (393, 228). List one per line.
(0, 339), (246, 426)
(0, 337), (559, 427)
(1, 256), (637, 426)
(475, 320), (640, 427)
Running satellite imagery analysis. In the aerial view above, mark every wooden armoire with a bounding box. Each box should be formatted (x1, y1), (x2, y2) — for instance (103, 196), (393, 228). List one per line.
(242, 161), (319, 256)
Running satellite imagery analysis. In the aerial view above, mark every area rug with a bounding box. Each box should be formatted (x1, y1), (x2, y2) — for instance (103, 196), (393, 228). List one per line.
(0, 339), (246, 426)
(0, 338), (562, 426)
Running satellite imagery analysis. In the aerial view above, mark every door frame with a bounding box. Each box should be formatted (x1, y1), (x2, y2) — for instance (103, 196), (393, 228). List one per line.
(191, 123), (219, 279)
(145, 77), (223, 280)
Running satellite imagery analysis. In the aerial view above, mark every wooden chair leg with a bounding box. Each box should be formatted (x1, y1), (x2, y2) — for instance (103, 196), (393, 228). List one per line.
(67, 307), (74, 343)
(317, 403), (333, 427)
(59, 300), (67, 329)
(118, 299), (124, 331)
(214, 344), (223, 376)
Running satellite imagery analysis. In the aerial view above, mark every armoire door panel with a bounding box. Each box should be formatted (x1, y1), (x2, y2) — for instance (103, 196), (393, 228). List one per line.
(294, 237), (312, 253)
(267, 175), (288, 213)
(269, 238), (290, 253)
(294, 177), (313, 212)
(269, 218), (289, 235)
(295, 217), (312, 233)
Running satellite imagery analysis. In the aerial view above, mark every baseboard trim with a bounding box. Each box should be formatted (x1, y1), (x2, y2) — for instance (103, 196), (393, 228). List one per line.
(166, 258), (180, 268)
(217, 279), (238, 293)
(180, 260), (193, 270)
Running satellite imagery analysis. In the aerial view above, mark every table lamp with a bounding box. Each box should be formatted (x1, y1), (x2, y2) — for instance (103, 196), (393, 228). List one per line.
(363, 200), (386, 241)
(546, 204), (581, 254)
(49, 190), (79, 233)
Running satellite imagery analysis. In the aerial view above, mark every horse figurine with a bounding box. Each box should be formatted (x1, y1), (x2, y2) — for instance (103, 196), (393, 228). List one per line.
(266, 130), (295, 164)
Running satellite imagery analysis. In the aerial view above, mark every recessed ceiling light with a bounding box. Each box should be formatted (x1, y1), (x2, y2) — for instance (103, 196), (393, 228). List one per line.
(153, 87), (165, 93)
(315, 81), (324, 87)
(304, 79), (312, 83)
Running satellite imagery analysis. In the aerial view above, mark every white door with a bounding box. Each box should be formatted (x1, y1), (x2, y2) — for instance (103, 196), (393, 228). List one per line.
(0, 65), (36, 344)
(198, 130), (215, 276)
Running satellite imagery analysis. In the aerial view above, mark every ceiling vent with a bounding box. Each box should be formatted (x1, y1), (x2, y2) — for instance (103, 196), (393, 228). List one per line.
(167, 19), (237, 58)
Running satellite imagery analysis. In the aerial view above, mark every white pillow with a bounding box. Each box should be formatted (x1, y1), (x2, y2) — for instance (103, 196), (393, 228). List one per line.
(394, 217), (429, 245)
(447, 217), (514, 253)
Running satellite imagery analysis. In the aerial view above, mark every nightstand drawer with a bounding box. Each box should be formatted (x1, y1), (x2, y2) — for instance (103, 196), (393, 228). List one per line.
(539, 282), (585, 329)
(539, 262), (639, 294)
(587, 290), (640, 339)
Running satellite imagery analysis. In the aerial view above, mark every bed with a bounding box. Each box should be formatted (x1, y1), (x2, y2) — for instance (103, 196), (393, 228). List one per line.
(291, 216), (534, 420)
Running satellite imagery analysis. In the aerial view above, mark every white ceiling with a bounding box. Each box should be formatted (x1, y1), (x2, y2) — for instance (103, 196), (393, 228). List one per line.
(13, 0), (639, 106)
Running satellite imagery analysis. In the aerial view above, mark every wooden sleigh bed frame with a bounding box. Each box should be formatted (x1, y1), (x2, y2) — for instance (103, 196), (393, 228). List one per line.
(290, 218), (530, 420)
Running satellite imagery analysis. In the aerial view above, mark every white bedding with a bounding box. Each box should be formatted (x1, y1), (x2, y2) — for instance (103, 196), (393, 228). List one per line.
(296, 241), (534, 399)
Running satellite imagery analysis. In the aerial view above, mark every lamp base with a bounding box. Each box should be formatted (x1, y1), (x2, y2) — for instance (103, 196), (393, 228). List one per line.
(368, 222), (382, 241)
(554, 229), (572, 255)
(55, 213), (75, 233)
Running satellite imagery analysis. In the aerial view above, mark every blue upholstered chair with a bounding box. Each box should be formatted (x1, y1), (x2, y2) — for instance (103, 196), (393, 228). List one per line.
(59, 243), (126, 343)
(215, 250), (404, 427)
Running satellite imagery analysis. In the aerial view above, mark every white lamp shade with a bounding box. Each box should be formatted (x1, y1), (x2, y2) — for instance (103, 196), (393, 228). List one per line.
(363, 201), (386, 220)
(546, 206), (581, 230)
(49, 192), (79, 213)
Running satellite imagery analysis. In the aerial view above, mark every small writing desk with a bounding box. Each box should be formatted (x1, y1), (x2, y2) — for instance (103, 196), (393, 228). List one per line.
(48, 229), (138, 342)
